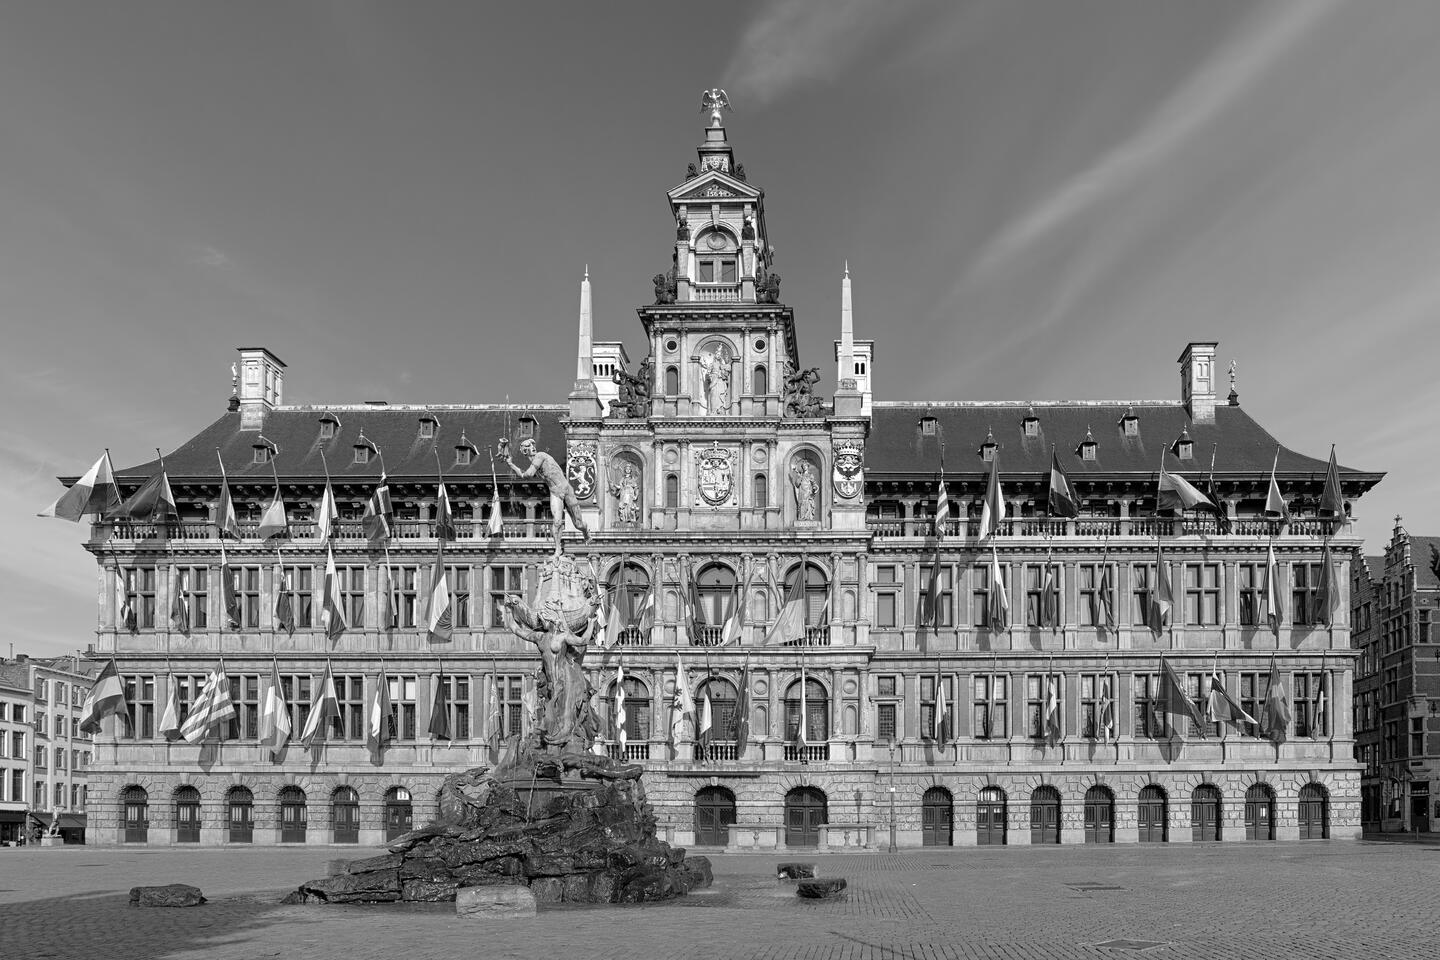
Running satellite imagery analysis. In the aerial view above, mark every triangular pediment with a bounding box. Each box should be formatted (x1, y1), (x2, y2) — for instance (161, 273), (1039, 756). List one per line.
(669, 168), (761, 204)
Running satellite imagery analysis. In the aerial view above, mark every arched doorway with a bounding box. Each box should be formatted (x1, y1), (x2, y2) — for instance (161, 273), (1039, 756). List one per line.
(331, 787), (360, 844)
(1191, 785), (1221, 842)
(784, 678), (829, 761)
(976, 787), (1007, 845)
(922, 787), (954, 846)
(385, 787), (413, 841)
(694, 786), (736, 847)
(121, 786), (148, 844)
(1030, 786), (1061, 844)
(695, 677), (738, 761)
(1299, 783), (1329, 839)
(1244, 784), (1276, 840)
(784, 786), (827, 848)
(227, 787), (254, 843)
(1138, 785), (1167, 843)
(173, 786), (200, 844)
(279, 786), (307, 843)
(1083, 786), (1114, 843)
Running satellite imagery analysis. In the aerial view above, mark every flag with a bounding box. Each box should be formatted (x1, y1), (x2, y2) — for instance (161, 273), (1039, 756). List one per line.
(321, 545), (347, 642)
(521, 676), (538, 736)
(1204, 465), (1231, 534)
(1316, 541), (1339, 627)
(1044, 671), (1061, 745)
(317, 471), (339, 542)
(1148, 541), (1172, 635)
(434, 482), (457, 541)
(684, 563), (706, 643)
(933, 474), (950, 536)
(485, 674), (502, 751)
(79, 660), (129, 734)
(259, 663), (292, 758)
(1040, 563), (1058, 630)
(179, 672), (217, 743)
(1319, 446), (1344, 519)
(979, 450), (1005, 538)
(275, 566), (296, 637)
(987, 546), (1010, 631)
(170, 569), (191, 635)
(1095, 563), (1116, 634)
(797, 657), (810, 748)
(486, 482), (504, 538)
(423, 540), (452, 643)
(215, 471), (240, 540)
(1263, 540), (1282, 639)
(366, 666), (391, 753)
(604, 589), (626, 648)
(377, 561), (397, 630)
(734, 658), (751, 759)
(1205, 664), (1257, 726)
(105, 467), (178, 524)
(257, 489), (289, 541)
(764, 559), (807, 645)
(1265, 454), (1290, 524)
(1159, 657), (1204, 737)
(39, 452), (120, 521)
(671, 652), (695, 745)
(1260, 659), (1291, 744)
(1314, 678), (1327, 739)
(362, 473), (394, 543)
(220, 561), (240, 628)
(719, 569), (749, 646)
(923, 541), (943, 632)
(429, 669), (451, 741)
(635, 582), (656, 640)
(117, 569), (137, 634)
(209, 669), (236, 733)
(158, 676), (180, 740)
(1047, 448), (1079, 519)
(985, 668), (998, 738)
(299, 664), (339, 750)
(934, 673), (948, 741)
(1157, 464), (1215, 514)
(614, 661), (628, 752)
(697, 691), (713, 761)
(1098, 674), (1115, 741)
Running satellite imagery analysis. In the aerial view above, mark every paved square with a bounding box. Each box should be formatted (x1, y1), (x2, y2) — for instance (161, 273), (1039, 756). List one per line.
(1, 841), (1432, 959)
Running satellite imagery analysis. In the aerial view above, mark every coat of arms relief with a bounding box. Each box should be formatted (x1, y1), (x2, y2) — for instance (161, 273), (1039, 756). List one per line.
(695, 443), (735, 506)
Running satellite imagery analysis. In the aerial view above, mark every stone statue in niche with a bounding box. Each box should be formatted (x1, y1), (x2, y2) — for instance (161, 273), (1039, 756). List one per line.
(609, 463), (641, 525)
(790, 459), (819, 522)
(698, 343), (732, 415)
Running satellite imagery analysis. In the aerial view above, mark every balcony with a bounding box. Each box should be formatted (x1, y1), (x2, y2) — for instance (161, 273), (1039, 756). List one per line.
(783, 743), (830, 762)
(867, 515), (1344, 540)
(98, 519), (555, 543)
(605, 742), (650, 762)
(691, 282), (741, 303)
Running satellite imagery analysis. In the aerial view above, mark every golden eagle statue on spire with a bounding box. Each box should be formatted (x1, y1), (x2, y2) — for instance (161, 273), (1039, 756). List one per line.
(701, 88), (731, 127)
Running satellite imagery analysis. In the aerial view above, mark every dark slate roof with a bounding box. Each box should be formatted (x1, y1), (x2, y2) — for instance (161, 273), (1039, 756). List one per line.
(1408, 536), (1440, 590)
(114, 405), (567, 482)
(1363, 556), (1385, 583)
(868, 401), (1380, 483)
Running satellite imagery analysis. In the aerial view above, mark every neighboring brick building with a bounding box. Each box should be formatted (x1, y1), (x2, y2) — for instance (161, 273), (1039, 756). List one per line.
(69, 114), (1381, 848)
(1353, 521), (1440, 833)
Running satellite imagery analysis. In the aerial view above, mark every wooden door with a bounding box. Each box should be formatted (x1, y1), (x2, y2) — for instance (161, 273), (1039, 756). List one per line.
(694, 788), (736, 846)
(176, 801), (200, 844)
(1083, 790), (1113, 843)
(1030, 789), (1060, 844)
(921, 789), (953, 847)
(784, 788), (825, 848)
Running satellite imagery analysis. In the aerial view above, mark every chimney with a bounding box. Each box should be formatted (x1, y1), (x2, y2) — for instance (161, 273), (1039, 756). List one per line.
(1178, 341), (1217, 424)
(236, 347), (286, 431)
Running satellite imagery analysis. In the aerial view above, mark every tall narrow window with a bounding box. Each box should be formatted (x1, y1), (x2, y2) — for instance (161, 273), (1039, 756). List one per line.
(1184, 563), (1220, 625)
(973, 674), (1008, 739)
(282, 565), (314, 628)
(664, 365), (679, 395)
(753, 364), (768, 396)
(1132, 563), (1155, 626)
(918, 564), (953, 627)
(489, 566), (524, 626)
(665, 474), (679, 509)
(1238, 564), (1263, 626)
(387, 675), (418, 741)
(122, 676), (156, 739)
(753, 472), (767, 507)
(1132, 674), (1165, 739)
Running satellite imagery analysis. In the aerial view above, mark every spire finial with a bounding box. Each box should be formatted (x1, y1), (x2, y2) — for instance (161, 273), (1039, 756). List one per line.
(844, 260), (850, 278)
(584, 264), (589, 281)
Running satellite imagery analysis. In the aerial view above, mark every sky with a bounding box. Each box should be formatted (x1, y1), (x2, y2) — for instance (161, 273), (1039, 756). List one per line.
(5, 0), (1440, 658)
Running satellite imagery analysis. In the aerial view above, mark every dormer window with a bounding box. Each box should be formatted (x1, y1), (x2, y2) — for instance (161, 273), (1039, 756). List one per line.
(318, 413), (340, 440)
(418, 414), (438, 440)
(920, 416), (938, 437)
(979, 429), (997, 462)
(252, 436), (277, 464)
(353, 434), (376, 465)
(1172, 429), (1194, 460)
(1120, 409), (1140, 437)
(455, 433), (479, 467)
(517, 416), (536, 439)
(1077, 428), (1098, 461)
(1021, 409), (1039, 438)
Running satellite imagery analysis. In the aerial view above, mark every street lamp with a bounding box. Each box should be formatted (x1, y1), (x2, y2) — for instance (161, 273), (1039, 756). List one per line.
(887, 736), (897, 853)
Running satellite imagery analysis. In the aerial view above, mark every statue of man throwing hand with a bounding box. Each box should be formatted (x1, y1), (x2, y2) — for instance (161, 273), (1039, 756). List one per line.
(501, 437), (591, 553)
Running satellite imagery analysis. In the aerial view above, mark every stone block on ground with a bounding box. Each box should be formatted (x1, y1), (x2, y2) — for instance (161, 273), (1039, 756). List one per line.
(777, 862), (817, 880)
(457, 884), (536, 919)
(130, 884), (206, 907)
(796, 878), (847, 899)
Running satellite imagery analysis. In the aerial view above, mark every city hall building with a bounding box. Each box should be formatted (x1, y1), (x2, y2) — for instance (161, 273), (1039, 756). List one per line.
(79, 116), (1379, 848)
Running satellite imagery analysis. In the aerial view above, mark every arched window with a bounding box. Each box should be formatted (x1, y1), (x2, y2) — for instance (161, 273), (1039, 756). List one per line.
(922, 787), (954, 847)
(1030, 786), (1061, 844)
(753, 472), (767, 508)
(694, 786), (736, 846)
(1138, 785), (1167, 842)
(332, 786), (360, 844)
(664, 365), (679, 395)
(782, 562), (830, 644)
(385, 787), (413, 842)
(753, 364), (768, 396)
(607, 675), (652, 756)
(695, 563), (738, 635)
(121, 785), (149, 844)
(1191, 784), (1222, 842)
(1244, 783), (1275, 840)
(695, 676), (738, 760)
(1298, 783), (1329, 839)
(664, 474), (679, 509)
(227, 787), (254, 844)
(605, 562), (652, 645)
(977, 787), (1006, 845)
(784, 678), (829, 760)
(174, 786), (200, 844)
(784, 786), (827, 848)
(278, 786), (307, 843)
(1083, 786), (1114, 843)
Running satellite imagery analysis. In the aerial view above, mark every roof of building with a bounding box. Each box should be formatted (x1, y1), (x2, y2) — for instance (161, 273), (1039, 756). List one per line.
(1408, 536), (1440, 589)
(0, 662), (31, 693)
(868, 401), (1378, 481)
(1363, 555), (1385, 583)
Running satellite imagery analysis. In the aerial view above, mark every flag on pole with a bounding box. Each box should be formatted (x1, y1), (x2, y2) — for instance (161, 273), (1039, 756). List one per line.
(424, 540), (453, 643)
(1098, 673), (1115, 742)
(434, 482), (457, 541)
(987, 546), (1010, 631)
(1319, 445), (1344, 519)
(362, 471), (394, 543)
(39, 451), (120, 521)
(1040, 562), (1058, 630)
(215, 454), (240, 540)
(79, 660), (129, 734)
(615, 660), (628, 752)
(377, 560), (396, 631)
(158, 676), (180, 740)
(1157, 464), (1215, 514)
(734, 656), (751, 759)
(1263, 540), (1282, 639)
(1260, 658), (1291, 744)
(797, 654), (810, 749)
(299, 664), (339, 751)
(684, 561), (705, 644)
(697, 690), (713, 762)
(1159, 657), (1204, 737)
(275, 564), (297, 637)
(923, 540), (943, 633)
(521, 676), (537, 737)
(1044, 669), (1061, 745)
(1265, 449), (1290, 525)
(1205, 445), (1231, 534)
(1096, 562), (1116, 634)
(178, 673), (216, 744)
(985, 666), (998, 738)
(1316, 541), (1339, 627)
(209, 668), (236, 734)
(257, 488), (289, 541)
(635, 581), (656, 640)
(1205, 660), (1257, 726)
(934, 672), (948, 742)
(1047, 447), (1079, 519)
(485, 674), (502, 752)
(1313, 665), (1327, 739)
(317, 460), (339, 542)
(933, 473), (950, 536)
(764, 559), (808, 645)
(979, 450), (1005, 538)
(671, 652), (695, 746)
(429, 667), (451, 741)
(321, 545), (347, 642)
(720, 566), (751, 646)
(105, 465), (178, 524)
(366, 665), (391, 754)
(170, 569), (191, 635)
(117, 569), (137, 634)
(220, 555), (241, 629)
(1148, 541), (1172, 636)
(259, 662), (292, 758)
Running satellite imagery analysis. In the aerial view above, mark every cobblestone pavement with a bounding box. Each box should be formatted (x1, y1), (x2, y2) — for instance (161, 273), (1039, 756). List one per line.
(1, 842), (1435, 960)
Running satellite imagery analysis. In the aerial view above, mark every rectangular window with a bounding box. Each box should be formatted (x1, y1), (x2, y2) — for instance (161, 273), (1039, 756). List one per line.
(235, 566), (262, 628)
(1025, 563), (1060, 628)
(177, 565), (209, 630)
(122, 675), (156, 739)
(698, 260), (714, 283)
(438, 675), (471, 740)
(447, 566), (471, 630)
(222, 675), (260, 740)
(1189, 674), (1220, 738)
(497, 674), (526, 739)
(876, 702), (897, 742)
(1239, 671), (1268, 737)
(10, 770), (21, 803)
(874, 564), (899, 629)
(55, 747), (65, 771)
(1079, 673), (1113, 739)
(918, 565), (953, 627)
(973, 563), (1008, 627)
(972, 674), (1007, 739)
(876, 675), (897, 697)
(1184, 564), (1220, 625)
(1411, 718), (1425, 757)
(341, 566), (366, 629)
(72, 784), (82, 808)
(332, 675), (365, 740)
(1292, 563), (1321, 625)
(1078, 564), (1113, 627)
(1133, 674), (1166, 739)
(281, 675), (312, 737)
(919, 675), (954, 741)
(490, 566), (525, 627)
(1132, 563), (1155, 626)
(282, 565), (314, 629)
(388, 675), (418, 741)
(131, 567), (157, 629)
(1025, 674), (1056, 739)
(35, 746), (46, 770)
(1294, 672), (1326, 738)
(1238, 563), (1263, 626)
(12, 731), (25, 757)
(55, 683), (67, 707)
